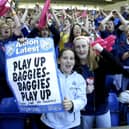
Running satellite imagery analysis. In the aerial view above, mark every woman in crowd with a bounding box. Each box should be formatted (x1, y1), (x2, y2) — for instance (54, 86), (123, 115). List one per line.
(65, 23), (90, 49)
(72, 36), (129, 129)
(0, 7), (23, 101)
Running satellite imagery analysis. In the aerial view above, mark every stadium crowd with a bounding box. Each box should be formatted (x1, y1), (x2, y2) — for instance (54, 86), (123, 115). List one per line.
(1, 0), (129, 129)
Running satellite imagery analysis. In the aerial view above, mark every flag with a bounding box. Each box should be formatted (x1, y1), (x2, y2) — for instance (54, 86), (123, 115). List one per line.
(81, 10), (87, 18)
(0, 0), (8, 6)
(91, 35), (116, 52)
(0, 0), (11, 16)
(38, 0), (51, 29)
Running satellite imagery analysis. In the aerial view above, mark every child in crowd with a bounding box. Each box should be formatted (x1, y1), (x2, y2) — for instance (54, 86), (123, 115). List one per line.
(40, 48), (87, 129)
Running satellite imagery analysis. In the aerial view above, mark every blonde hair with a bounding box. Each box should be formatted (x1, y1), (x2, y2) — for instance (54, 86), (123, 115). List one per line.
(73, 36), (90, 44)
(87, 45), (99, 70)
(73, 36), (99, 70)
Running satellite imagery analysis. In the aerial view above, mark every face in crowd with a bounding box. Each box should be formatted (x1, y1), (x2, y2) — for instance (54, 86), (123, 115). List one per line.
(106, 20), (114, 32)
(63, 18), (71, 27)
(58, 49), (75, 75)
(62, 18), (71, 32)
(0, 22), (12, 40)
(73, 36), (90, 61)
(6, 17), (15, 29)
(72, 24), (82, 38)
(40, 25), (50, 37)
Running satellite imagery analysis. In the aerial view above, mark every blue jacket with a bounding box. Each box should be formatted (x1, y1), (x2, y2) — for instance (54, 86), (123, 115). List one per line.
(41, 69), (87, 129)
(117, 34), (129, 66)
(0, 35), (21, 101)
(0, 43), (13, 101)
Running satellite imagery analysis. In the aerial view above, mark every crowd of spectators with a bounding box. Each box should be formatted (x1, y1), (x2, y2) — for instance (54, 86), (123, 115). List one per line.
(1, 0), (129, 128)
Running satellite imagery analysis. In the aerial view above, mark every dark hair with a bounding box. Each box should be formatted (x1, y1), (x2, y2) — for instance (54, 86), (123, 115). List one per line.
(58, 47), (84, 73)
(58, 48), (75, 58)
(58, 48), (78, 70)
(68, 23), (81, 43)
(5, 17), (13, 21)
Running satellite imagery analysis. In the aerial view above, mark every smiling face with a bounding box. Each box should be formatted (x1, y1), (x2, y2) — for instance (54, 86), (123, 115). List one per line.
(6, 17), (15, 28)
(106, 20), (114, 32)
(73, 24), (82, 37)
(58, 49), (75, 75)
(0, 23), (11, 39)
(73, 37), (89, 61)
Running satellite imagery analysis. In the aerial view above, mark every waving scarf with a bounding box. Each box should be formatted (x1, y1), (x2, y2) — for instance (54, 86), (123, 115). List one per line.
(91, 35), (116, 52)
(0, 0), (10, 16)
(38, 0), (51, 29)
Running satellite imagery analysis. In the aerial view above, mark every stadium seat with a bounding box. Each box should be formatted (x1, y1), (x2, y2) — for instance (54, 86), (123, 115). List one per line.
(0, 97), (38, 129)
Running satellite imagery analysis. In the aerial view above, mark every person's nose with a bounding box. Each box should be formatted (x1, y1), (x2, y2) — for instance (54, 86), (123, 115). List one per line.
(67, 58), (71, 63)
(79, 46), (84, 52)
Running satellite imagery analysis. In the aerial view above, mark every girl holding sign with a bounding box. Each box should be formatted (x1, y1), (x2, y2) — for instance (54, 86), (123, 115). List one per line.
(40, 48), (87, 129)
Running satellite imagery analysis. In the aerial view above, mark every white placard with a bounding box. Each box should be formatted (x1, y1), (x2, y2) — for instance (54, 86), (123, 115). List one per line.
(5, 37), (63, 113)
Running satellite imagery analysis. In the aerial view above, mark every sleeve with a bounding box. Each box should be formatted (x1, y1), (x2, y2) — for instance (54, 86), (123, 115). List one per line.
(27, 28), (40, 38)
(100, 49), (129, 77)
(72, 74), (87, 112)
(48, 24), (60, 48)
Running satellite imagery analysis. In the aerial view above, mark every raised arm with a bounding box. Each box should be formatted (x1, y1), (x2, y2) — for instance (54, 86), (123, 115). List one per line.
(20, 6), (29, 24)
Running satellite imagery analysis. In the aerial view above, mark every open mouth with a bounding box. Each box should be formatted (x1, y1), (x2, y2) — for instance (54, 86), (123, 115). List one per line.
(5, 31), (9, 34)
(66, 64), (71, 67)
(65, 64), (72, 69)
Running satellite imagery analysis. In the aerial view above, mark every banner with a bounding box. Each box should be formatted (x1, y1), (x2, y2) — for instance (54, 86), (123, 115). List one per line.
(0, 0), (8, 6)
(0, 0), (10, 16)
(38, 0), (51, 29)
(5, 37), (63, 113)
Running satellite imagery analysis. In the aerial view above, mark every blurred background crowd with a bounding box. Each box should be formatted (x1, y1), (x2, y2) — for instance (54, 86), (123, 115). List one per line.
(1, 0), (129, 129)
